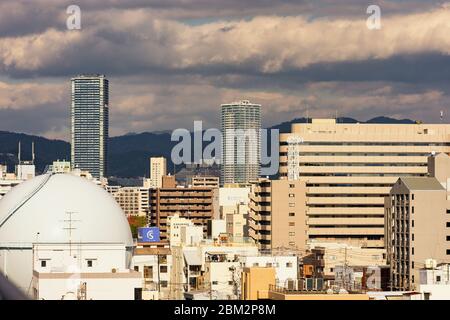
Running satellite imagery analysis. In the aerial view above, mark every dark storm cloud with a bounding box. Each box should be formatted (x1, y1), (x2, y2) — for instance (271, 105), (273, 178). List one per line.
(0, 0), (444, 37)
(0, 0), (449, 138)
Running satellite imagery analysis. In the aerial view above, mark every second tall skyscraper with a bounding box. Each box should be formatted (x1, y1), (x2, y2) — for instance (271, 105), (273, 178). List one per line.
(71, 74), (109, 179)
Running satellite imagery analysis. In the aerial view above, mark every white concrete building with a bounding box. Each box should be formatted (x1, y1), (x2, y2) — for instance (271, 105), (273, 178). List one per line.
(181, 238), (258, 299)
(168, 214), (203, 247)
(0, 173), (140, 299)
(208, 219), (226, 239)
(49, 160), (72, 174)
(239, 255), (298, 288)
(132, 247), (172, 300)
(32, 243), (141, 300)
(419, 262), (450, 300)
(308, 242), (386, 277)
(219, 187), (250, 209)
(219, 187), (250, 238)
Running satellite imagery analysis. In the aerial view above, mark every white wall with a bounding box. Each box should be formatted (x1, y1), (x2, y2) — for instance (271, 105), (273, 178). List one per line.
(419, 284), (450, 300)
(35, 275), (141, 300)
(240, 256), (298, 286)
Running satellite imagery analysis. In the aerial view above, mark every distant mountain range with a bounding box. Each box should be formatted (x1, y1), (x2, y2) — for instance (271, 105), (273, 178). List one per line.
(0, 116), (417, 178)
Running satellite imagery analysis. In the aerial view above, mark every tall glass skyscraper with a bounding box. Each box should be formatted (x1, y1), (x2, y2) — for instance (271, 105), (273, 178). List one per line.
(221, 100), (261, 185)
(71, 75), (109, 179)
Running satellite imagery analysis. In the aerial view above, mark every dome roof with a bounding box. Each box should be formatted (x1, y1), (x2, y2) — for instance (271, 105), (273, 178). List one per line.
(0, 173), (133, 247)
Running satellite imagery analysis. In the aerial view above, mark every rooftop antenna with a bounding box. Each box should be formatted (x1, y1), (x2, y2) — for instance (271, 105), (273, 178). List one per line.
(62, 211), (80, 256)
(32, 141), (35, 164)
(440, 110), (444, 123)
(18, 141), (21, 163)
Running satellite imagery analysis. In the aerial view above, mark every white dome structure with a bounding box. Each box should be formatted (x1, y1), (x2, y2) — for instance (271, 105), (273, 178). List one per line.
(0, 173), (133, 292)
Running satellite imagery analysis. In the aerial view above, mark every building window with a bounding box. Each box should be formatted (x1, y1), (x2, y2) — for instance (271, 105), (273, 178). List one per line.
(412, 194), (414, 200)
(412, 234), (414, 241)
(289, 232), (295, 236)
(447, 222), (450, 228)
(412, 207), (414, 214)
(289, 194), (295, 198)
(266, 263), (272, 267)
(412, 248), (414, 255)
(253, 263), (259, 267)
(447, 236), (450, 241)
(289, 222), (295, 227)
(437, 276), (441, 282)
(289, 212), (295, 217)
(144, 266), (153, 279)
(412, 262), (414, 269)
(134, 266), (139, 272)
(289, 203), (295, 207)
(160, 266), (168, 273)
(412, 220), (414, 228)
(160, 281), (168, 288)
(87, 260), (93, 268)
(40, 260), (47, 267)
(212, 281), (218, 285)
(447, 249), (450, 255)
(289, 184), (295, 188)
(289, 242), (295, 246)
(286, 262), (293, 268)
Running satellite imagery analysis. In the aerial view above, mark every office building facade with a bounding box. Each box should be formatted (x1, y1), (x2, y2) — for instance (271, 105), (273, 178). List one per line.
(280, 119), (450, 249)
(71, 74), (109, 179)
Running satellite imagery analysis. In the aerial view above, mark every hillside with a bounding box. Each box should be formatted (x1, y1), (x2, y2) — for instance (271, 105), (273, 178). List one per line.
(0, 116), (417, 177)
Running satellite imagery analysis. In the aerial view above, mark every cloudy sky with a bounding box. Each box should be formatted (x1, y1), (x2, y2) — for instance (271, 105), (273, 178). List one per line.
(0, 0), (449, 140)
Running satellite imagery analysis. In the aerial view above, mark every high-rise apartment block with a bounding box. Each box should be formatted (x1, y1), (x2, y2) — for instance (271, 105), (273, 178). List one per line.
(248, 178), (307, 252)
(385, 153), (450, 290)
(150, 157), (167, 188)
(149, 176), (217, 240)
(221, 100), (261, 186)
(280, 119), (450, 249)
(110, 187), (150, 217)
(71, 74), (109, 179)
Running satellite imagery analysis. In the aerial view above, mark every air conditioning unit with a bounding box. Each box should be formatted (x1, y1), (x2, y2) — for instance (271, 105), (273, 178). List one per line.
(287, 279), (296, 290)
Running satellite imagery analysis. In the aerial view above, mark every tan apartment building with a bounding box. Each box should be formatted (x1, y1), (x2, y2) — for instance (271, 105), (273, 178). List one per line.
(149, 157), (167, 188)
(110, 186), (149, 217)
(149, 176), (217, 240)
(385, 153), (450, 291)
(190, 176), (220, 188)
(280, 119), (450, 249)
(248, 178), (307, 252)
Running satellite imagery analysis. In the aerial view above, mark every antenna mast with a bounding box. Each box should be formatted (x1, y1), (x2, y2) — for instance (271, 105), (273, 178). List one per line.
(18, 141), (21, 163)
(32, 141), (35, 164)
